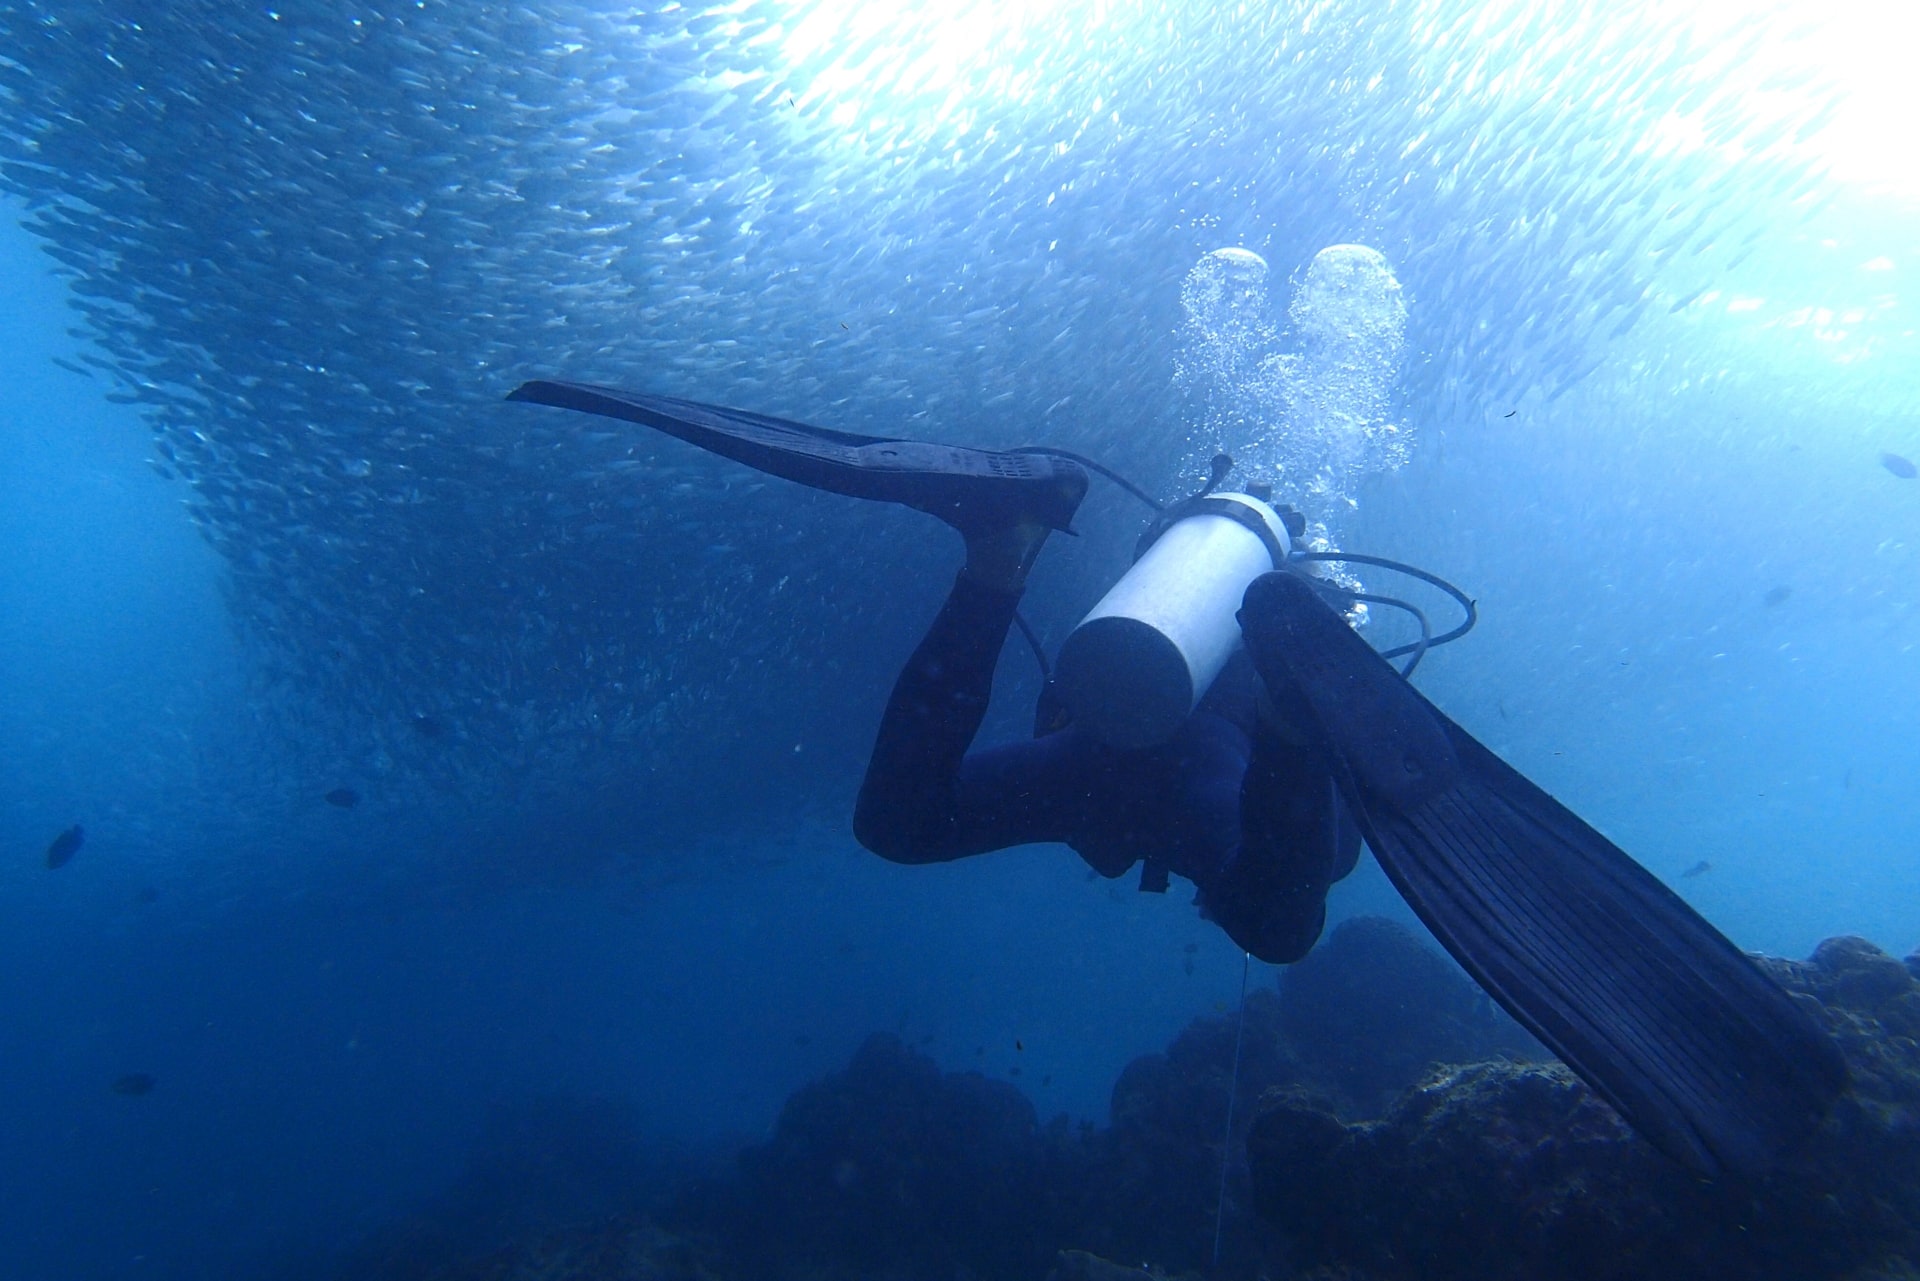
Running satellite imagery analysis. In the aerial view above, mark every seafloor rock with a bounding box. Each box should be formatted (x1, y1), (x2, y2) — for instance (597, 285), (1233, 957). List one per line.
(337, 929), (1920, 1281)
(1063, 989), (1292, 1272)
(712, 1031), (1076, 1280)
(1247, 934), (1920, 1281)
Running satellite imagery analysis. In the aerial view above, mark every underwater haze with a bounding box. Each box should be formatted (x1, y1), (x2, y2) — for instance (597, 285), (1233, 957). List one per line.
(2, 0), (1917, 1277)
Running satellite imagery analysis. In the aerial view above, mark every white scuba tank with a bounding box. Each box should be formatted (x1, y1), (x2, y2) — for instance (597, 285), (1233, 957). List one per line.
(1052, 491), (1291, 749)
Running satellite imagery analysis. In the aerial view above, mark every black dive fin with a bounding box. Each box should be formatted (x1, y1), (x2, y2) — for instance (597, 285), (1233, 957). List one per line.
(1239, 570), (1846, 1179)
(508, 380), (1087, 534)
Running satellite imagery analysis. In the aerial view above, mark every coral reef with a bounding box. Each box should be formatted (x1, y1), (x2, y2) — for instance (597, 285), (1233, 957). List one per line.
(1060, 990), (1290, 1272)
(707, 1031), (1076, 1280)
(332, 927), (1920, 1281)
(1058, 912), (1536, 1274)
(1247, 935), (1920, 1281)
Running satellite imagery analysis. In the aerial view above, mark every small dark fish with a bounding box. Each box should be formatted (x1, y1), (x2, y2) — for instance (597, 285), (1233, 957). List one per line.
(1015, 1039), (1024, 1052)
(1881, 451), (1917, 479)
(1680, 860), (1712, 879)
(111, 1073), (156, 1096)
(45, 825), (84, 869)
(1503, 409), (1517, 418)
(1762, 585), (1792, 607)
(324, 788), (359, 809)
(410, 714), (446, 739)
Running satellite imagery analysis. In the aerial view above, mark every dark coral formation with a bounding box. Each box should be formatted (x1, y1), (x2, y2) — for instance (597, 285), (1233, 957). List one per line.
(1067, 991), (1291, 1271)
(688, 1019), (1279, 1279)
(1247, 934), (1920, 1281)
(330, 927), (1920, 1281)
(705, 1031), (1076, 1279)
(1060, 915), (1540, 1272)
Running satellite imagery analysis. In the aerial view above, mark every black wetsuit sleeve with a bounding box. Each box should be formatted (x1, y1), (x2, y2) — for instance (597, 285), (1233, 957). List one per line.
(854, 574), (1084, 864)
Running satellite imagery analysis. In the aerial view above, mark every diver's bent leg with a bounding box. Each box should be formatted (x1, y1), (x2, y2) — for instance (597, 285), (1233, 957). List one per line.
(854, 573), (1022, 864)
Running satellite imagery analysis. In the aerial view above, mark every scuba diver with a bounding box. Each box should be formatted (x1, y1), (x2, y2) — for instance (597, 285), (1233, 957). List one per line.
(507, 378), (1846, 1183)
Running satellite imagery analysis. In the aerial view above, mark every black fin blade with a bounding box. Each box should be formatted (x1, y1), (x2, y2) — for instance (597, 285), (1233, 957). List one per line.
(507, 380), (1087, 532)
(1373, 743), (1846, 1176)
(1239, 571), (1846, 1177)
(508, 379), (894, 481)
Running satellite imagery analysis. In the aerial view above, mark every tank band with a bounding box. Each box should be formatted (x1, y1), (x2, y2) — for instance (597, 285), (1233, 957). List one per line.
(1133, 495), (1290, 569)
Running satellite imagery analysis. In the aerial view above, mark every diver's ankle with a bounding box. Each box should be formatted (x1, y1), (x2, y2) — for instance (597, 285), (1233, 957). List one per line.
(961, 520), (1050, 593)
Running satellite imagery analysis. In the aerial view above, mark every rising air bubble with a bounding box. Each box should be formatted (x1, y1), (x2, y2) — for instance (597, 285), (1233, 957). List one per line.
(1175, 243), (1408, 531)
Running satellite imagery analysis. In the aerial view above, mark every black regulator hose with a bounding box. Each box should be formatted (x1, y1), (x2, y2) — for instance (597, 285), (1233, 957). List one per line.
(1291, 550), (1478, 674)
(1011, 446), (1166, 513)
(1348, 590), (1433, 677)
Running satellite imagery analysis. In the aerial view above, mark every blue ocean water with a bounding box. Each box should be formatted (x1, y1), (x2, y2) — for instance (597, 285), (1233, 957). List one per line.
(0, 1), (1916, 1277)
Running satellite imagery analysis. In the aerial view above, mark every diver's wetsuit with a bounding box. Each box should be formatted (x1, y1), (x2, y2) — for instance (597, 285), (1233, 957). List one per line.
(853, 572), (1360, 963)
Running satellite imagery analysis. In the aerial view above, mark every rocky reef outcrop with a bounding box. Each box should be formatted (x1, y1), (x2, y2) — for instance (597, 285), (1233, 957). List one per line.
(330, 925), (1920, 1281)
(1246, 934), (1920, 1281)
(706, 1030), (1077, 1280)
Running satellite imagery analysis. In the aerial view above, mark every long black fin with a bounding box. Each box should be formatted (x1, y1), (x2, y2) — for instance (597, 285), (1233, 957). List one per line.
(508, 380), (1086, 533)
(1239, 570), (1846, 1178)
